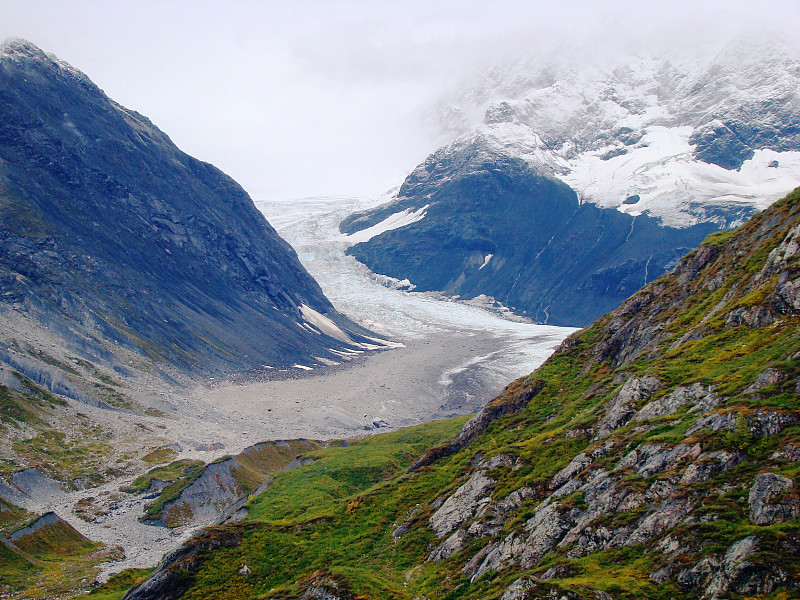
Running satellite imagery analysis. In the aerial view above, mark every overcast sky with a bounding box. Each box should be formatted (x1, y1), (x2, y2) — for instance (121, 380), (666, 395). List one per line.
(1, 1), (798, 201)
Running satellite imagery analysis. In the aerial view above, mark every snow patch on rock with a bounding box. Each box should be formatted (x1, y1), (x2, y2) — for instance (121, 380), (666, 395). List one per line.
(344, 205), (429, 243)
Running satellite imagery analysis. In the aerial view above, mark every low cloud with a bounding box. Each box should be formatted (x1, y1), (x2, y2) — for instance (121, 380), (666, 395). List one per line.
(1, 0), (798, 200)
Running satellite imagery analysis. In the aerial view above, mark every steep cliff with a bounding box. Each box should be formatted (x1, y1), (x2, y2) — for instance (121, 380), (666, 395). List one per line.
(0, 39), (375, 383)
(343, 141), (717, 326)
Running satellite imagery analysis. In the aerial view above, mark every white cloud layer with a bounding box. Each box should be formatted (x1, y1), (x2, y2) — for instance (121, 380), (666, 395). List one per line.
(1, 0), (799, 200)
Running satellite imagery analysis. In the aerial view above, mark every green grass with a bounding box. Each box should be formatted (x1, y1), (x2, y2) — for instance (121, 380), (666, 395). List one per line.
(246, 419), (468, 524)
(141, 446), (180, 465)
(0, 384), (49, 427)
(11, 427), (113, 483)
(700, 229), (737, 248)
(130, 458), (204, 492)
(0, 498), (37, 536)
(0, 541), (39, 594)
(12, 519), (97, 557)
(230, 439), (322, 494)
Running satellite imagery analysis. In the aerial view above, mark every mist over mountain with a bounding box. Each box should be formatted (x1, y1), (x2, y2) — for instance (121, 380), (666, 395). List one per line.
(432, 38), (800, 225)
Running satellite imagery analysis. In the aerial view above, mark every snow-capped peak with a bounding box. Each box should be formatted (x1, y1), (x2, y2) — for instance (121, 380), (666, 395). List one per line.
(429, 37), (800, 227)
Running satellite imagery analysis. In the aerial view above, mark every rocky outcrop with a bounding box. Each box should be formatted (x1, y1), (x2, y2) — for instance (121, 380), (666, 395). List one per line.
(597, 376), (662, 436)
(266, 571), (359, 600)
(772, 445), (800, 462)
(498, 577), (591, 600)
(430, 470), (494, 538)
(680, 451), (744, 484)
(687, 411), (739, 435)
(677, 536), (788, 598)
(725, 304), (777, 328)
(747, 411), (797, 436)
(634, 383), (716, 422)
(745, 368), (787, 392)
(428, 480), (534, 563)
(428, 529), (469, 562)
(549, 453), (592, 490)
(621, 443), (701, 479)
(748, 472), (799, 525)
(0, 346), (95, 406)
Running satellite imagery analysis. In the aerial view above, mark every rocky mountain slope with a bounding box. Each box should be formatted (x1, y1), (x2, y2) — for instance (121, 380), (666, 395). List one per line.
(343, 140), (717, 326)
(0, 38), (377, 385)
(342, 39), (800, 326)
(124, 188), (800, 599)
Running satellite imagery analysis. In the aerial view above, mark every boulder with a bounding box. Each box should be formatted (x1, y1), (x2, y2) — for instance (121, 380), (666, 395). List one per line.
(429, 470), (494, 538)
(744, 368), (788, 392)
(680, 451), (744, 484)
(748, 472), (799, 525)
(634, 383), (716, 422)
(598, 376), (662, 436)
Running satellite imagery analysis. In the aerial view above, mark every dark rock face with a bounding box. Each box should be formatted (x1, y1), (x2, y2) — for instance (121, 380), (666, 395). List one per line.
(690, 119), (755, 170)
(0, 40), (370, 375)
(343, 141), (717, 326)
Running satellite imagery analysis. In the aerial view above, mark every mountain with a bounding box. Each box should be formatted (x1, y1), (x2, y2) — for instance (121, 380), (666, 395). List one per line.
(123, 188), (800, 599)
(0, 38), (377, 385)
(342, 139), (717, 326)
(341, 39), (800, 326)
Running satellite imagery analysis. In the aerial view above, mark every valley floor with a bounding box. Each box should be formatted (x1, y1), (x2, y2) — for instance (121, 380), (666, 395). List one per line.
(4, 196), (574, 587)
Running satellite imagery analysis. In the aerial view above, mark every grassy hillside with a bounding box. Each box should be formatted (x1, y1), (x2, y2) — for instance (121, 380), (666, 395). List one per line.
(0, 511), (119, 600)
(123, 189), (800, 600)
